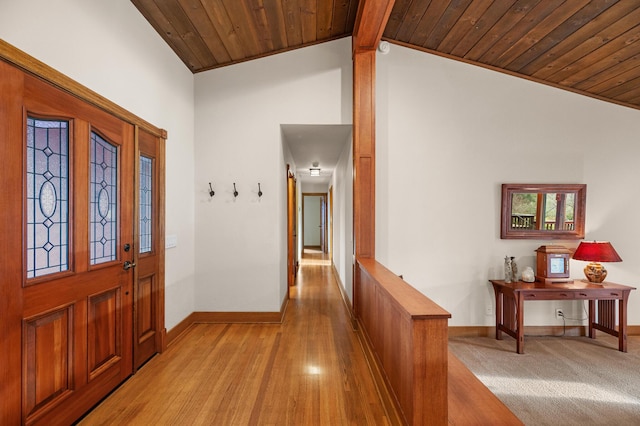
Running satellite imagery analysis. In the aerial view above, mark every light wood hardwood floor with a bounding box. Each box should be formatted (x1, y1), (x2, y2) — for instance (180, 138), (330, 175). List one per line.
(79, 251), (389, 425)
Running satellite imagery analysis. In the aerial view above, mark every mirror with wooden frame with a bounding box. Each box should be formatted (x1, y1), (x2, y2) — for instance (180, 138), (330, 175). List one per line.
(501, 184), (586, 239)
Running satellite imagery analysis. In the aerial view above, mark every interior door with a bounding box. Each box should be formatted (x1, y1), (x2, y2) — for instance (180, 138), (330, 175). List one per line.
(287, 166), (296, 286)
(0, 62), (134, 425)
(133, 128), (165, 370)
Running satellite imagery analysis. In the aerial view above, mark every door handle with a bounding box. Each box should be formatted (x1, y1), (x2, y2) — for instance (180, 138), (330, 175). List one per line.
(123, 261), (137, 271)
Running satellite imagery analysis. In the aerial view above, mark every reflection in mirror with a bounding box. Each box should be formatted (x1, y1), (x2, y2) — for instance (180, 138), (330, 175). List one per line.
(511, 192), (575, 230)
(501, 184), (586, 239)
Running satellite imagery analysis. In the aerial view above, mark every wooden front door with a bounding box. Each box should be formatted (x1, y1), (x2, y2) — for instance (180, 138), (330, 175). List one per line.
(133, 129), (165, 370)
(0, 61), (134, 425)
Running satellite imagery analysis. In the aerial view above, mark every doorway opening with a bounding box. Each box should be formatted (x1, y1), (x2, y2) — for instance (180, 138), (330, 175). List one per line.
(302, 193), (328, 254)
(281, 123), (352, 299)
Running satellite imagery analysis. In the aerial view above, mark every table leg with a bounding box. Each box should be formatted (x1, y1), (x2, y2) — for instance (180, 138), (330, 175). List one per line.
(619, 291), (630, 352)
(516, 292), (524, 354)
(495, 287), (502, 340)
(588, 300), (595, 339)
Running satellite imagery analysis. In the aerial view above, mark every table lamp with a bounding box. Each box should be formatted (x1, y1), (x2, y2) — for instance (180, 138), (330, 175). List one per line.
(572, 241), (622, 283)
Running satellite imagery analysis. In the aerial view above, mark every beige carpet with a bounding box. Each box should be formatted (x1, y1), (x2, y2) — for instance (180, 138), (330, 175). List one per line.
(449, 335), (640, 426)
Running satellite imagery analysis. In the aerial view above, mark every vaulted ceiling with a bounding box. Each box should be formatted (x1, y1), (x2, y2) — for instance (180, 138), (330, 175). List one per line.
(132, 0), (640, 111)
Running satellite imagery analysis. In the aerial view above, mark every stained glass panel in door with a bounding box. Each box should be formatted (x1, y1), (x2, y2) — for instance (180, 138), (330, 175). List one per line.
(26, 117), (69, 278)
(90, 132), (118, 265)
(139, 156), (152, 254)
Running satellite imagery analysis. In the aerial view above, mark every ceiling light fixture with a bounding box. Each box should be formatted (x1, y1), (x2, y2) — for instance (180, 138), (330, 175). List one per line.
(310, 168), (320, 177)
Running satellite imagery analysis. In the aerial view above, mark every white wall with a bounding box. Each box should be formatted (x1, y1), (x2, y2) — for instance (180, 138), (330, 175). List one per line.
(193, 38), (352, 312)
(332, 139), (354, 300)
(376, 45), (640, 326)
(302, 182), (330, 192)
(0, 0), (197, 330)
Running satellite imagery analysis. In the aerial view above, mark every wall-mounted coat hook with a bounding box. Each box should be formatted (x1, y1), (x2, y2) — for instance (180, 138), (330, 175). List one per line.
(258, 183), (263, 198)
(208, 182), (215, 197)
(233, 183), (239, 198)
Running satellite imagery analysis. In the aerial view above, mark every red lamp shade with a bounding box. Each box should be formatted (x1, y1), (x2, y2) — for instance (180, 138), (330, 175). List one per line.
(572, 241), (622, 283)
(572, 241), (622, 263)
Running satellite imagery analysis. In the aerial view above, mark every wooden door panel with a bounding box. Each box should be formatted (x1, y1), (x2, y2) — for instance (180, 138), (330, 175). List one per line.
(23, 306), (73, 421)
(137, 275), (154, 338)
(135, 273), (157, 365)
(88, 288), (121, 380)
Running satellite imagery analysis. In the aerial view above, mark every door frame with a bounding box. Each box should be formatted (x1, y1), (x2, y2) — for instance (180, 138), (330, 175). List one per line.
(302, 193), (328, 252)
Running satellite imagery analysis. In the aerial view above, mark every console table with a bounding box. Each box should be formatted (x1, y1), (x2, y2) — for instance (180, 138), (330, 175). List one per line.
(490, 280), (635, 354)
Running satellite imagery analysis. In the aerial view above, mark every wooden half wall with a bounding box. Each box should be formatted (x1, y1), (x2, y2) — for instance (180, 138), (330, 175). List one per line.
(355, 259), (451, 425)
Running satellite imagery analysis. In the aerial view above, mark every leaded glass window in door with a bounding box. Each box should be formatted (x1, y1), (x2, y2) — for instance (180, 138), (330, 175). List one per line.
(90, 132), (118, 265)
(26, 118), (69, 278)
(139, 156), (153, 254)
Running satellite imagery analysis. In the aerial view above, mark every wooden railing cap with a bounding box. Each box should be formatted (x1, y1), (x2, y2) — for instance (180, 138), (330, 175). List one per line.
(357, 258), (451, 319)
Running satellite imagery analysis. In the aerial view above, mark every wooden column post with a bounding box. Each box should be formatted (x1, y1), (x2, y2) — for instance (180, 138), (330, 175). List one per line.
(353, 50), (376, 261)
(352, 50), (376, 318)
(351, 0), (395, 316)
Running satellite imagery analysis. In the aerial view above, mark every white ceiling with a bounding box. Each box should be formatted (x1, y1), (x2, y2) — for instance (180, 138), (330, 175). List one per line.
(281, 124), (352, 185)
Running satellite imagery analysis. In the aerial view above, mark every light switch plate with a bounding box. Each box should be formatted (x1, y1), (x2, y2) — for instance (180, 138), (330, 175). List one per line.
(166, 234), (177, 249)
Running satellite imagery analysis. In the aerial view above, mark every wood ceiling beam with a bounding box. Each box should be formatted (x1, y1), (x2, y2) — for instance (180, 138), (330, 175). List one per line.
(352, 0), (395, 54)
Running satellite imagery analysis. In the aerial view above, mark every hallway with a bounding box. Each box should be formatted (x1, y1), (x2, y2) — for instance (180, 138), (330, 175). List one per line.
(79, 252), (388, 425)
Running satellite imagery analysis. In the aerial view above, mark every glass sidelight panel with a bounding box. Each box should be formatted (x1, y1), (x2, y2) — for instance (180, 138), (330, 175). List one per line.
(90, 132), (118, 265)
(139, 156), (153, 254)
(26, 118), (69, 278)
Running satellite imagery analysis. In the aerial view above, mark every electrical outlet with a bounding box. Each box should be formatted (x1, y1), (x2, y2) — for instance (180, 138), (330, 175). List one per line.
(555, 308), (564, 319)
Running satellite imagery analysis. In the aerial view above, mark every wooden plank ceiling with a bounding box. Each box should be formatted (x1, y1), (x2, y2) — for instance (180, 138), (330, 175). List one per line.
(131, 0), (640, 110)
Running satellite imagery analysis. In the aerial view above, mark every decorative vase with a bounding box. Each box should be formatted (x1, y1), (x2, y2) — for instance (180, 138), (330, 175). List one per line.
(584, 263), (607, 283)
